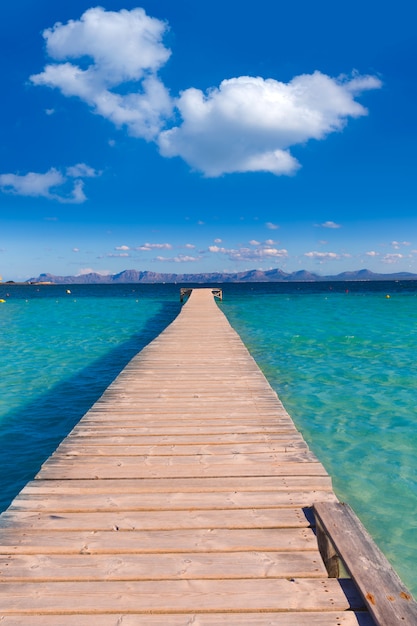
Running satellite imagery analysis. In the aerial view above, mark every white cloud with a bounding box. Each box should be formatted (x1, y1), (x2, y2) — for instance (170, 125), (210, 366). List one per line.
(66, 163), (100, 178)
(136, 242), (172, 251)
(0, 168), (90, 203)
(155, 254), (200, 263)
(214, 238), (222, 243)
(304, 251), (348, 261)
(0, 162), (100, 203)
(319, 221), (341, 229)
(209, 244), (288, 262)
(76, 267), (111, 276)
(382, 253), (406, 263)
(72, 247), (80, 252)
(391, 240), (411, 249)
(184, 243), (195, 249)
(366, 251), (379, 257)
(115, 245), (130, 251)
(159, 72), (382, 176)
(107, 252), (130, 257)
(266, 222), (279, 230)
(249, 240), (260, 246)
(0, 169), (64, 197)
(31, 8), (382, 177)
(31, 7), (173, 140)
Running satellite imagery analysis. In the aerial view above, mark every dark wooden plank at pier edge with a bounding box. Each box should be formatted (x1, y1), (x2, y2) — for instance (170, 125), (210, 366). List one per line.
(0, 286), (412, 624)
(314, 502), (417, 626)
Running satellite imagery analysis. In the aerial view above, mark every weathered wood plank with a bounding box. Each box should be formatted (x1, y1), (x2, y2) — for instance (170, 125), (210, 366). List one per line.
(0, 612), (376, 625)
(8, 492), (335, 512)
(66, 425), (298, 437)
(58, 432), (305, 446)
(0, 508), (314, 531)
(23, 476), (334, 493)
(0, 578), (364, 613)
(45, 451), (318, 465)
(314, 502), (417, 626)
(56, 442), (308, 456)
(36, 461), (328, 480)
(0, 527), (318, 554)
(0, 551), (328, 581)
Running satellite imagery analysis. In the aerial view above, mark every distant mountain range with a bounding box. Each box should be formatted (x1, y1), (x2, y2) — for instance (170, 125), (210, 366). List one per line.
(25, 268), (417, 284)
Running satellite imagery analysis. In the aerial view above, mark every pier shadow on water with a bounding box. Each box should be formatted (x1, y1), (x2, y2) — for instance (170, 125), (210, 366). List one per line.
(0, 300), (182, 513)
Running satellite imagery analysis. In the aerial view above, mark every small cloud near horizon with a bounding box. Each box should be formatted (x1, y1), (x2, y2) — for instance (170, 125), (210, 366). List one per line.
(155, 254), (200, 263)
(136, 242), (172, 251)
(318, 221), (341, 229)
(209, 244), (288, 262)
(76, 267), (111, 276)
(304, 250), (350, 261)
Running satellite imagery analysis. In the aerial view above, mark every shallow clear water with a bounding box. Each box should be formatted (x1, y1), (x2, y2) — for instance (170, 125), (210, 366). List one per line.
(0, 281), (416, 596)
(0, 284), (182, 508)
(221, 287), (417, 595)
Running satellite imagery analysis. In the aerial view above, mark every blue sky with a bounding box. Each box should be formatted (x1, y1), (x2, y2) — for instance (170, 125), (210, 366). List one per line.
(0, 0), (416, 280)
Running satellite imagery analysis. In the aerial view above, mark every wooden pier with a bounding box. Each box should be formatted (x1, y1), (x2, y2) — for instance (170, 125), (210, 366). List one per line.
(0, 288), (416, 624)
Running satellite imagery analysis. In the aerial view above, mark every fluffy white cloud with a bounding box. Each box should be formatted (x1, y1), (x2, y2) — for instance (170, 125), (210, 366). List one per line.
(76, 268), (111, 276)
(366, 251), (379, 257)
(115, 245), (130, 251)
(66, 163), (100, 178)
(155, 254), (200, 263)
(136, 242), (172, 251)
(159, 72), (382, 176)
(209, 244), (288, 261)
(391, 240), (411, 249)
(31, 7), (172, 140)
(382, 253), (406, 263)
(0, 167), (94, 203)
(320, 221), (341, 229)
(31, 8), (382, 177)
(304, 251), (350, 261)
(266, 222), (279, 230)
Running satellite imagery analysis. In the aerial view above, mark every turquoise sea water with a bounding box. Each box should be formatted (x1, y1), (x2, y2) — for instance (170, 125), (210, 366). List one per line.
(0, 282), (416, 596)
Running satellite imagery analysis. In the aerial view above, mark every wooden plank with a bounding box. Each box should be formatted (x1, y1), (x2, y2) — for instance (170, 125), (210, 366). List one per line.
(8, 492), (336, 512)
(56, 442), (308, 455)
(0, 551), (328, 581)
(314, 502), (417, 625)
(0, 613), (377, 625)
(0, 527), (318, 554)
(45, 451), (318, 465)
(69, 425), (299, 434)
(0, 508), (314, 531)
(57, 433), (305, 445)
(0, 578), (364, 613)
(36, 461), (328, 480)
(22, 476), (334, 493)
